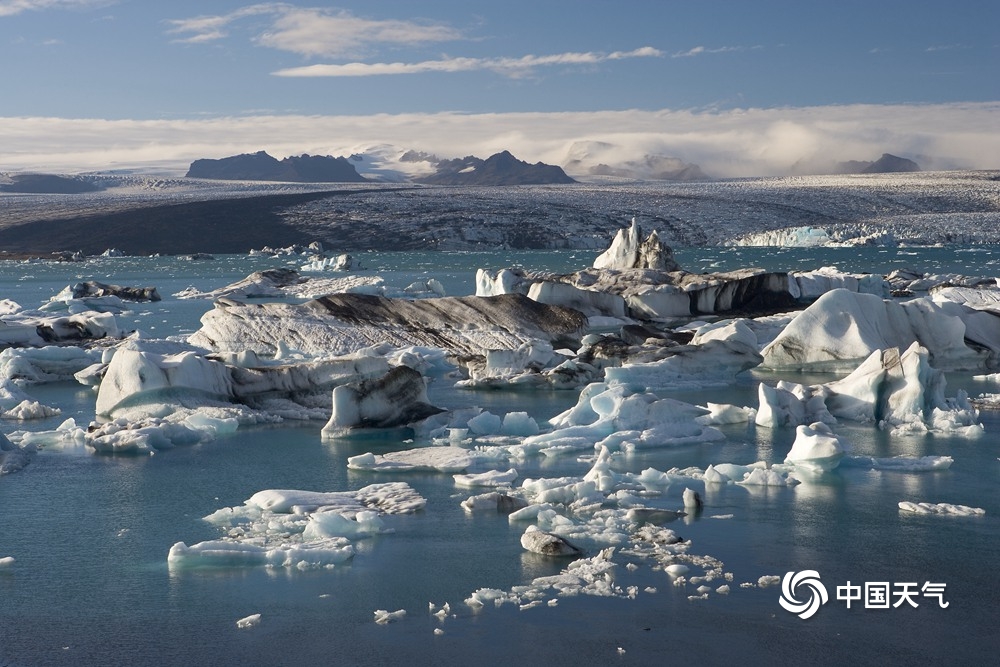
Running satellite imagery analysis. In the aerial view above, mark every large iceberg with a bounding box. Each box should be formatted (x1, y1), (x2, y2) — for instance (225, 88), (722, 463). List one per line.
(190, 293), (586, 359)
(96, 341), (232, 418)
(761, 288), (1000, 370)
(756, 343), (982, 436)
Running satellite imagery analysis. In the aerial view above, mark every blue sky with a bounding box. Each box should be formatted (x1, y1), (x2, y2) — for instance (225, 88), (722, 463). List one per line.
(1, 1), (998, 175)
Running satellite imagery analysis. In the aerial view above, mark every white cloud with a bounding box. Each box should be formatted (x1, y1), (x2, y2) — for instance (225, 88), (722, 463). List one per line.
(273, 47), (664, 78)
(0, 0), (116, 17)
(167, 4), (462, 56)
(672, 45), (752, 58)
(925, 43), (967, 52)
(2, 103), (998, 178)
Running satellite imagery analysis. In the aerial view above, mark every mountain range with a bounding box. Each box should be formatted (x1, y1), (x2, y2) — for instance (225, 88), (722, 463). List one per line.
(184, 149), (577, 186)
(185, 151), (367, 183)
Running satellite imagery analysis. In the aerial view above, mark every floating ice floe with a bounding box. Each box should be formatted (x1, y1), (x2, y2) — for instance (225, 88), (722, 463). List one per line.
(520, 525), (584, 557)
(301, 253), (354, 272)
(373, 609), (406, 625)
(453, 468), (518, 488)
(603, 338), (761, 391)
(175, 267), (385, 300)
(890, 271), (998, 295)
(898, 501), (985, 516)
(347, 447), (479, 473)
(516, 382), (723, 457)
(168, 482), (425, 570)
(593, 218), (680, 272)
(840, 455), (953, 471)
(460, 492), (528, 513)
(236, 614), (261, 629)
(41, 281), (160, 315)
(96, 340), (233, 418)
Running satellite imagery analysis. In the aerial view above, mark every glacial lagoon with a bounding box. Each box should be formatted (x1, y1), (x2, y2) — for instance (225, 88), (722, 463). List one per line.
(0, 246), (997, 665)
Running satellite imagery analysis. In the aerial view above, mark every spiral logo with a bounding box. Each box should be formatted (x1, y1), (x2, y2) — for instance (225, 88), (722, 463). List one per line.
(779, 570), (828, 619)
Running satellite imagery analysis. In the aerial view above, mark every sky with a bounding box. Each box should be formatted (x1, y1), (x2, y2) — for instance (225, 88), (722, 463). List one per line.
(1, 0), (998, 177)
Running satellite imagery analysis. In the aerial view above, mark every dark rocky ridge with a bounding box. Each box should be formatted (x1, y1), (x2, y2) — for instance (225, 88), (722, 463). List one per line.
(186, 151), (367, 183)
(415, 150), (576, 186)
(835, 153), (921, 174)
(0, 189), (374, 256)
(0, 173), (102, 194)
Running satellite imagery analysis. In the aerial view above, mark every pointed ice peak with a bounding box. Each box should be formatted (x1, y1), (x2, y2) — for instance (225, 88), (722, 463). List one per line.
(592, 218), (680, 271)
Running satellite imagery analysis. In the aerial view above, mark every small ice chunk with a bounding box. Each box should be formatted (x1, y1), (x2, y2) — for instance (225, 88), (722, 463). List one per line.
(467, 411), (503, 435)
(520, 525), (584, 557)
(453, 468), (518, 488)
(236, 614), (261, 629)
(898, 501), (985, 516)
(373, 609), (407, 625)
(665, 564), (689, 576)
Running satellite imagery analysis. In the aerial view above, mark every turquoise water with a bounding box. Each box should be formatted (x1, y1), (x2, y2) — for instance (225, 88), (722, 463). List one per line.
(0, 248), (997, 665)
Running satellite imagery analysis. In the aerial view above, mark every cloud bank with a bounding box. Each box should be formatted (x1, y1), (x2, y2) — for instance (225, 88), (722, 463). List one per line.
(2, 103), (998, 178)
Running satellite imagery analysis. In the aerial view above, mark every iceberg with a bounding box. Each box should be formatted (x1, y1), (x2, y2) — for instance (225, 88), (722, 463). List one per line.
(762, 289), (1000, 370)
(95, 342), (233, 418)
(757, 343), (982, 436)
(169, 482), (426, 570)
(593, 218), (680, 272)
(191, 293), (587, 359)
(520, 525), (584, 557)
(519, 382), (724, 456)
(898, 502), (985, 516)
(783, 422), (848, 473)
(322, 366), (444, 437)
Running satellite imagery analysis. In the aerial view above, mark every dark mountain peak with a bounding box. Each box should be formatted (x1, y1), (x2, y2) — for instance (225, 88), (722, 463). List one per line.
(0, 173), (102, 194)
(864, 153), (920, 173)
(186, 151), (367, 183)
(416, 150), (575, 186)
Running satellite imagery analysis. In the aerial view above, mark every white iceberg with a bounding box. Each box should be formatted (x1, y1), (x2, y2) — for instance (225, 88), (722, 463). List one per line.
(762, 288), (1000, 370)
(784, 422), (848, 473)
(519, 382), (723, 457)
(757, 343), (982, 436)
(169, 482), (425, 570)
